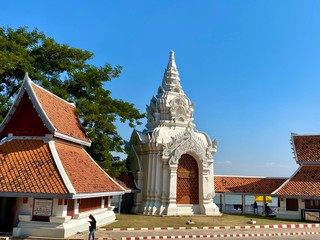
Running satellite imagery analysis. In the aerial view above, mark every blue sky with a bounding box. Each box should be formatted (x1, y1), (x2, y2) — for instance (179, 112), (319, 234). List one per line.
(2, 1), (320, 177)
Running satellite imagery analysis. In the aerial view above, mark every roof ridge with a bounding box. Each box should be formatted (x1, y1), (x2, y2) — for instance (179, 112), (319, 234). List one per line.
(49, 140), (76, 194)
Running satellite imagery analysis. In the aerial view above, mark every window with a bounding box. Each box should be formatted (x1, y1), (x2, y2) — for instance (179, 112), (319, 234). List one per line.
(79, 197), (101, 213)
(305, 199), (320, 209)
(286, 198), (298, 211)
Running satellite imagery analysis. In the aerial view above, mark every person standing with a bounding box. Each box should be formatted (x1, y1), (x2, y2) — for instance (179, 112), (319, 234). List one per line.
(88, 214), (96, 240)
(253, 201), (258, 214)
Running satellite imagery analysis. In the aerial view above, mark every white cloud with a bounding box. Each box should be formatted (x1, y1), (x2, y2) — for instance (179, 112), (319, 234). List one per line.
(216, 160), (232, 166)
(264, 162), (291, 169)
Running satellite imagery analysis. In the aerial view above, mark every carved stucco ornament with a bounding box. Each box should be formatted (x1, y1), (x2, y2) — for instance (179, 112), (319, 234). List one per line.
(206, 139), (218, 159)
(206, 191), (214, 199)
(163, 129), (212, 167)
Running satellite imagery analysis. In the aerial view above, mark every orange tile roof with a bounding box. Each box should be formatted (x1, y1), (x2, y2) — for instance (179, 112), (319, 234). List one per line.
(273, 166), (320, 197)
(292, 135), (320, 163)
(55, 141), (124, 194)
(0, 139), (68, 195)
(214, 175), (287, 195)
(30, 81), (90, 144)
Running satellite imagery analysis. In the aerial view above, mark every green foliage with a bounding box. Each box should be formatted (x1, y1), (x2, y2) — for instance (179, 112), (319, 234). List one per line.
(0, 26), (145, 177)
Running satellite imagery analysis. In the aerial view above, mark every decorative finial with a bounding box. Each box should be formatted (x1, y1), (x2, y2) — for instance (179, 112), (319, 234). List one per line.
(167, 50), (176, 69)
(24, 72), (31, 82)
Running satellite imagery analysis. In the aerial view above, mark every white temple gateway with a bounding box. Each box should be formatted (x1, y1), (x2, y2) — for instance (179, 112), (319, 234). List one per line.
(127, 51), (221, 216)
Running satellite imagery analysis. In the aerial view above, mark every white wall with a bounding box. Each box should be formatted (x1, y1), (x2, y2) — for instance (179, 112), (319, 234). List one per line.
(276, 198), (303, 220)
(13, 197), (117, 238)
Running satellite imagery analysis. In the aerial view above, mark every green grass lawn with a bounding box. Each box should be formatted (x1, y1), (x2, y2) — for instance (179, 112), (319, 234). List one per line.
(105, 213), (311, 229)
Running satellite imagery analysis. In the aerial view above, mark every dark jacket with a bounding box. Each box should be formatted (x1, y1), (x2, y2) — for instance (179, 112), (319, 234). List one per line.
(89, 219), (96, 230)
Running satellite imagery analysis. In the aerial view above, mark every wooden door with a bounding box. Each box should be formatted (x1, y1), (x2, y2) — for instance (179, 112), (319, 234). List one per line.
(67, 199), (75, 218)
(176, 154), (199, 204)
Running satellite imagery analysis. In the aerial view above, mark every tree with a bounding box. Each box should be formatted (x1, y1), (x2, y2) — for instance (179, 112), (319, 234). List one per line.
(0, 26), (145, 177)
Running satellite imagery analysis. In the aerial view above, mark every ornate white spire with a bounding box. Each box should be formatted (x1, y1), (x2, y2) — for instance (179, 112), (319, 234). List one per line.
(146, 51), (195, 130)
(161, 50), (182, 93)
(167, 50), (177, 69)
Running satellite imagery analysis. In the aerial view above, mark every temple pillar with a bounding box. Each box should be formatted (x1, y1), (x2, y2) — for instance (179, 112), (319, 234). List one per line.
(167, 165), (178, 215)
(161, 158), (170, 215)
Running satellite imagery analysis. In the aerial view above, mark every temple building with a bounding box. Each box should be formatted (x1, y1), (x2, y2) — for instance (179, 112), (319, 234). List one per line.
(272, 133), (320, 220)
(0, 74), (125, 238)
(127, 51), (221, 216)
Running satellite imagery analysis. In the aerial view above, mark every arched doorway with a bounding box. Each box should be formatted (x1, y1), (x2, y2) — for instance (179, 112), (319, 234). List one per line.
(176, 154), (199, 204)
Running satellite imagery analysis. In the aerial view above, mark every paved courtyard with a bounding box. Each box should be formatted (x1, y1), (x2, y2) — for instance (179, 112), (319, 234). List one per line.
(67, 223), (320, 240)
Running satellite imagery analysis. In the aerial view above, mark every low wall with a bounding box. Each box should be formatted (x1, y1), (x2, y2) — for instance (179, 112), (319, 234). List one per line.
(217, 204), (277, 215)
(12, 208), (116, 238)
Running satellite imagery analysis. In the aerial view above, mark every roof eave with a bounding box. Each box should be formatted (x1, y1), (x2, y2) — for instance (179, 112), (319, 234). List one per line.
(0, 192), (73, 199)
(125, 189), (141, 194)
(214, 175), (288, 179)
(297, 161), (320, 165)
(72, 191), (125, 199)
(54, 132), (91, 146)
(215, 191), (273, 195)
(273, 194), (320, 199)
(272, 166), (303, 195)
(83, 149), (127, 192)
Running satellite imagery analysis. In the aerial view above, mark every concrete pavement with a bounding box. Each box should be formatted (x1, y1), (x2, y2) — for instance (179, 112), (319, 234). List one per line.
(67, 223), (320, 240)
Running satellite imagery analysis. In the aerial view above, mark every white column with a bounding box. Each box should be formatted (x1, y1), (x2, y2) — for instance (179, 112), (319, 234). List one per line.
(154, 153), (162, 214)
(161, 159), (170, 214)
(167, 165), (178, 215)
(73, 200), (78, 215)
(143, 154), (152, 213)
(200, 160), (220, 216)
(118, 195), (122, 214)
(149, 151), (156, 214)
(101, 197), (104, 208)
(221, 194), (226, 212)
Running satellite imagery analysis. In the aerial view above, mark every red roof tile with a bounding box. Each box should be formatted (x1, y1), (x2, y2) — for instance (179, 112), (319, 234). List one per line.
(214, 176), (287, 195)
(0, 139), (68, 195)
(55, 141), (124, 194)
(273, 166), (320, 197)
(292, 135), (320, 163)
(30, 81), (90, 144)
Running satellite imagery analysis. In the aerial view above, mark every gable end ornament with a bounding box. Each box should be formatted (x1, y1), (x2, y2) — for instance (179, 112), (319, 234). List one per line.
(169, 139), (207, 166)
(165, 132), (212, 167)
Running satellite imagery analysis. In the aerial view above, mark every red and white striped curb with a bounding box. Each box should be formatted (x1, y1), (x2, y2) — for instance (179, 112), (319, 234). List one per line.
(120, 231), (320, 240)
(74, 224), (320, 240)
(103, 223), (320, 232)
